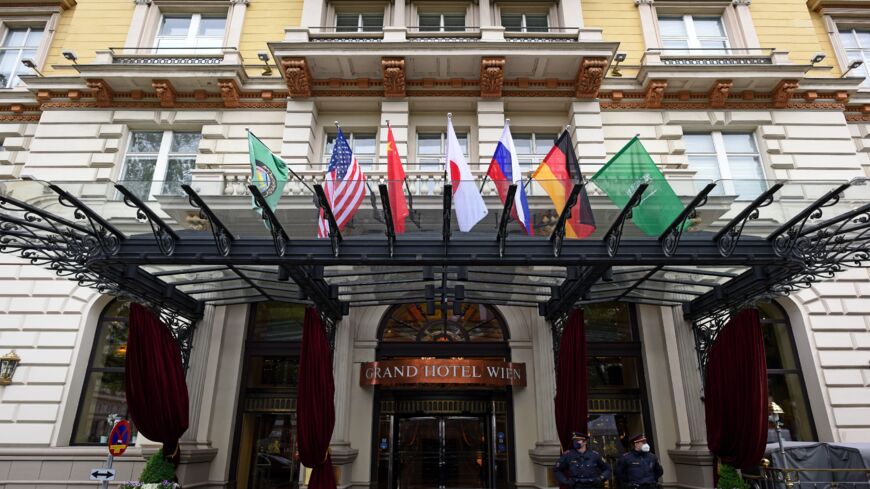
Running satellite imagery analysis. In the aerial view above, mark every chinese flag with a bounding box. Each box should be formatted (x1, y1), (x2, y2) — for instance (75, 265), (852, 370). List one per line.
(386, 124), (409, 234)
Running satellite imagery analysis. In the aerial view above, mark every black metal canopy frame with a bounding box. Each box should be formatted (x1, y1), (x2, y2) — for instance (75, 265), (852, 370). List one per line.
(1, 177), (869, 370)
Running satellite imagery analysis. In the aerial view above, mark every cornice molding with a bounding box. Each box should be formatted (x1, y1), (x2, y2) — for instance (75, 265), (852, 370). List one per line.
(0, 0), (76, 9)
(807, 0), (870, 10)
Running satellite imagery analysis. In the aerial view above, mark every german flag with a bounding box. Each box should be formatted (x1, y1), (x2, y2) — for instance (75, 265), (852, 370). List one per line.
(531, 130), (596, 238)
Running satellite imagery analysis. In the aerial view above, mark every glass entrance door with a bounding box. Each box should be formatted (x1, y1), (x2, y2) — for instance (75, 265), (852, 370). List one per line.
(396, 415), (489, 489)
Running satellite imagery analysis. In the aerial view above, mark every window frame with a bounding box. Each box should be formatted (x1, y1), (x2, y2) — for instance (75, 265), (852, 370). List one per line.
(327, 1), (390, 33)
(657, 14), (730, 52)
(636, 1), (759, 52)
(323, 130), (379, 169)
(684, 131), (766, 198)
(71, 299), (136, 446)
(408, 2), (474, 32)
(500, 12), (550, 33)
(0, 13), (55, 90)
(154, 13), (228, 52)
(126, 1), (241, 52)
(833, 26), (870, 88)
(120, 130), (201, 200)
(512, 132), (557, 169)
(417, 12), (467, 32)
(415, 131), (469, 171)
(334, 12), (385, 32)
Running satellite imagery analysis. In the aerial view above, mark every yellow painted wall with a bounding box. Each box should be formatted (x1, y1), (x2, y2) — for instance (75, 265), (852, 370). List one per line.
(750, 0), (841, 76)
(44, 0), (136, 74)
(582, 0), (647, 76)
(239, 0), (303, 71)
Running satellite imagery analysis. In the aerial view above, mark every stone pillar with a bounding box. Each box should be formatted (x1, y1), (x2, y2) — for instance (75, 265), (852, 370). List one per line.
(301, 0), (325, 28)
(477, 100), (505, 177)
(331, 316), (359, 489)
(635, 0), (658, 50)
(569, 101), (607, 174)
(561, 0), (583, 29)
(528, 315), (561, 488)
(226, 0), (250, 49)
(124, 0), (153, 48)
(731, 0), (761, 49)
(379, 100), (410, 166)
(182, 304), (217, 448)
(283, 100), (318, 167)
(393, 0), (406, 27)
(479, 0), (492, 27)
(666, 307), (715, 489)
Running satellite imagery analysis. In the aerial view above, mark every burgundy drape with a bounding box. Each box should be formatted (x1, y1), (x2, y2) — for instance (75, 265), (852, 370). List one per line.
(554, 308), (588, 452)
(705, 308), (768, 471)
(297, 308), (337, 489)
(125, 303), (190, 464)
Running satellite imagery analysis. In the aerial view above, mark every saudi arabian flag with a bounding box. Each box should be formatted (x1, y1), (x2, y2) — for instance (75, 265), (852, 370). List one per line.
(590, 137), (684, 236)
(248, 131), (289, 214)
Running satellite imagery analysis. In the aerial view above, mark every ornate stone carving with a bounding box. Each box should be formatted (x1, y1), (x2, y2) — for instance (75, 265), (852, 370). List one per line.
(382, 57), (406, 98)
(644, 80), (667, 108)
(772, 79), (799, 108)
(282, 57), (312, 98)
(835, 91), (849, 102)
(152, 79), (177, 108)
(87, 79), (114, 108)
(575, 57), (607, 99)
(709, 80), (733, 108)
(803, 91), (818, 102)
(480, 57), (506, 98)
(218, 79), (241, 108)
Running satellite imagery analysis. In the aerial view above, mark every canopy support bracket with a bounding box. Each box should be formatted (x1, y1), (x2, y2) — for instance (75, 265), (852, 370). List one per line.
(497, 184), (517, 258)
(768, 183), (851, 258)
(116, 184), (180, 256)
(604, 183), (648, 257)
(313, 184), (343, 258)
(249, 185), (290, 257)
(181, 184), (235, 257)
(549, 183), (583, 258)
(49, 184), (125, 256)
(713, 183), (783, 257)
(659, 183), (717, 258)
(378, 184), (396, 258)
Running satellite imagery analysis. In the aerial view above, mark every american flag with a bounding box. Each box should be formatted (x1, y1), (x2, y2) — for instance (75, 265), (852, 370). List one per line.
(318, 128), (367, 237)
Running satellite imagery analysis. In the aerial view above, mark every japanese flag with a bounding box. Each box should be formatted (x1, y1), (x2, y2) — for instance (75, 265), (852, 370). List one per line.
(447, 115), (488, 231)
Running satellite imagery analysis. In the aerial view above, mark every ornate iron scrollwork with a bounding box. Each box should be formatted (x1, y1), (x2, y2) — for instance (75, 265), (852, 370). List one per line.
(115, 184), (179, 256)
(604, 183), (648, 257)
(313, 184), (343, 258)
(715, 183), (782, 257)
(50, 184), (124, 257)
(660, 183), (716, 258)
(550, 183), (583, 258)
(181, 184), (234, 257)
(496, 184), (517, 259)
(249, 185), (289, 257)
(770, 183), (850, 258)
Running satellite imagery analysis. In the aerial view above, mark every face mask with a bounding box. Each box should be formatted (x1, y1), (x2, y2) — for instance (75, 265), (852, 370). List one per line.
(641, 443), (651, 453)
(573, 440), (584, 449)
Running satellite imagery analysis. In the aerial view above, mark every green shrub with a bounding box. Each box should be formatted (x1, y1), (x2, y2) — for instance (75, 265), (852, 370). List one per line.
(138, 449), (176, 484)
(718, 462), (750, 489)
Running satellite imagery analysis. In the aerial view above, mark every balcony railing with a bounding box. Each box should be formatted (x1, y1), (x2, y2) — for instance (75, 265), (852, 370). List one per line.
(102, 46), (241, 65)
(645, 47), (781, 66)
(294, 25), (598, 43)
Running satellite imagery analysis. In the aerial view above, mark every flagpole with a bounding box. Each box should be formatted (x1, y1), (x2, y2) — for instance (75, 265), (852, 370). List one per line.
(445, 113), (451, 184)
(246, 127), (316, 195)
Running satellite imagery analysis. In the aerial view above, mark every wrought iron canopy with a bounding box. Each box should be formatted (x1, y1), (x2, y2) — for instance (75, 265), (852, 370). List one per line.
(1, 177), (868, 365)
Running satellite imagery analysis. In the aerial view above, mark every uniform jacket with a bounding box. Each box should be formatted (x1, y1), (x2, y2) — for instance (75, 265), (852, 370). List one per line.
(614, 450), (664, 485)
(553, 448), (612, 486)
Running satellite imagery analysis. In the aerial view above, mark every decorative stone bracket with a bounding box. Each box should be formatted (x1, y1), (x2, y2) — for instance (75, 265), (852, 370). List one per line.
(86, 79), (114, 108)
(645, 79), (668, 108)
(218, 79), (241, 108)
(772, 79), (799, 108)
(480, 57), (506, 99)
(152, 79), (177, 108)
(709, 80), (733, 108)
(382, 57), (407, 98)
(575, 57), (608, 99)
(282, 57), (313, 98)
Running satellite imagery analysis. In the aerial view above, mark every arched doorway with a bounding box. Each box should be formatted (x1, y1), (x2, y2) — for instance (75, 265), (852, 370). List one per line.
(371, 303), (515, 489)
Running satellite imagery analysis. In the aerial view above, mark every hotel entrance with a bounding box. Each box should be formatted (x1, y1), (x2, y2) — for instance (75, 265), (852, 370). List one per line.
(370, 303), (516, 489)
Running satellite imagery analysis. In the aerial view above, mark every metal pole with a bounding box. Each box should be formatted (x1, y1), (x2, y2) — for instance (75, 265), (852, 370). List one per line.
(100, 454), (114, 489)
(101, 415), (120, 489)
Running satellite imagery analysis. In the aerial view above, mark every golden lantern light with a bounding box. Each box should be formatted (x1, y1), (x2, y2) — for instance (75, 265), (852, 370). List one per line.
(0, 350), (21, 386)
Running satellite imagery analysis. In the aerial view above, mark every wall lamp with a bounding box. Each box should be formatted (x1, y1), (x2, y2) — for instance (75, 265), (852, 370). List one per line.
(842, 59), (864, 78)
(0, 350), (20, 386)
(611, 52), (627, 77)
(62, 51), (78, 64)
(811, 53), (826, 65)
(257, 51), (273, 76)
(21, 59), (43, 77)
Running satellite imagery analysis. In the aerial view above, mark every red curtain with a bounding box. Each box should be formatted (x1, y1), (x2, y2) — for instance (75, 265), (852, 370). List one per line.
(297, 308), (337, 489)
(705, 308), (768, 471)
(554, 308), (588, 452)
(124, 303), (190, 464)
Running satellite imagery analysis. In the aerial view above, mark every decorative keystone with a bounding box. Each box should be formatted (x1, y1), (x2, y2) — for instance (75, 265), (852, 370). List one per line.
(282, 57), (312, 98)
(575, 57), (608, 99)
(382, 57), (406, 98)
(480, 57), (506, 98)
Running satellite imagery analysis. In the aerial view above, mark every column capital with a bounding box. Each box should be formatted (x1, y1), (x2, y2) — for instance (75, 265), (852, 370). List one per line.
(230, 0), (250, 5)
(732, 0), (752, 6)
(132, 0), (151, 5)
(635, 0), (655, 5)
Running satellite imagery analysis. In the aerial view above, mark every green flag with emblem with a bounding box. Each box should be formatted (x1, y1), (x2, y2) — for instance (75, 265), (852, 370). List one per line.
(248, 131), (289, 215)
(590, 137), (685, 236)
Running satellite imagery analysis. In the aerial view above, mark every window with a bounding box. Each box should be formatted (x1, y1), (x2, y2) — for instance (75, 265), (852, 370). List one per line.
(685, 132), (765, 199)
(513, 132), (556, 168)
(837, 28), (870, 87)
(72, 299), (138, 445)
(759, 303), (816, 442)
(120, 131), (201, 200)
(335, 12), (384, 32)
(325, 132), (377, 167)
(0, 26), (44, 88)
(501, 13), (549, 33)
(380, 303), (507, 342)
(416, 132), (467, 171)
(154, 14), (226, 52)
(418, 13), (466, 32)
(658, 15), (729, 53)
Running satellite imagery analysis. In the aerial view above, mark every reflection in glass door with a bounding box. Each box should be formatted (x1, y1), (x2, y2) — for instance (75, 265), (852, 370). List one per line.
(396, 416), (489, 489)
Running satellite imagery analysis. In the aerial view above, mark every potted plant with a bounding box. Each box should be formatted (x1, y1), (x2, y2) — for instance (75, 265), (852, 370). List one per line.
(121, 449), (179, 489)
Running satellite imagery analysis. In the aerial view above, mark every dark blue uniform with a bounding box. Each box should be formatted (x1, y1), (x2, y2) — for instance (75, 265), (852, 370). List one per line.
(553, 448), (612, 488)
(614, 450), (663, 488)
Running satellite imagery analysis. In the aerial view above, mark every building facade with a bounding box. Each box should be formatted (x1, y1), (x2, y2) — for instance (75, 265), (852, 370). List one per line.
(0, 0), (869, 489)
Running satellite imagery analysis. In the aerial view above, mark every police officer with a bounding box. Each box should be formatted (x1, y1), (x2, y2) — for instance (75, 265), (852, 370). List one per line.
(615, 434), (663, 489)
(553, 432), (612, 489)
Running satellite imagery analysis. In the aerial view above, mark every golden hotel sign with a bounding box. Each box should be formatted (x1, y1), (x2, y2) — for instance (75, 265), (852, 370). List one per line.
(360, 359), (526, 387)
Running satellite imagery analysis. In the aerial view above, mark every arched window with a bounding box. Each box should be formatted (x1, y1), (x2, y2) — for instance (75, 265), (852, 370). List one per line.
(379, 302), (508, 342)
(759, 302), (816, 441)
(72, 298), (137, 445)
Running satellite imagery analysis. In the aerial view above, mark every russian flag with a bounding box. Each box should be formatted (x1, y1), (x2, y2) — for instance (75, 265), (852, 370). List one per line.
(487, 122), (533, 235)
